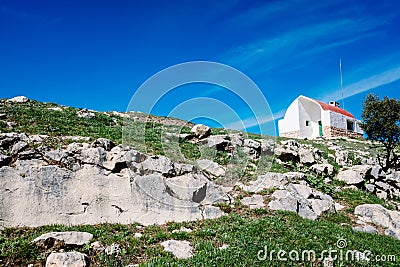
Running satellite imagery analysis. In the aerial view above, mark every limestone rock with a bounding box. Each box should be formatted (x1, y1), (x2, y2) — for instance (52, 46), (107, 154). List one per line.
(354, 204), (400, 239)
(105, 243), (121, 255)
(337, 169), (364, 185)
(200, 135), (230, 150)
(196, 159), (225, 177)
(91, 138), (115, 151)
(10, 141), (28, 156)
(140, 155), (175, 177)
(310, 164), (334, 176)
(240, 194), (265, 209)
(174, 163), (196, 175)
(33, 231), (93, 249)
(299, 148), (315, 165)
(161, 240), (193, 259)
(45, 251), (89, 267)
(268, 183), (335, 220)
(8, 96), (29, 103)
(190, 124), (210, 139)
(77, 109), (95, 119)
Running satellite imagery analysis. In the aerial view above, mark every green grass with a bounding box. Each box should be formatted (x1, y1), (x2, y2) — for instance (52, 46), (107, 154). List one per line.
(1, 211), (399, 266)
(0, 100), (123, 143)
(333, 188), (394, 212)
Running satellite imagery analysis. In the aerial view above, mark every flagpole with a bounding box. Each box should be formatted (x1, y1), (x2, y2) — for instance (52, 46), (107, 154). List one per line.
(340, 58), (344, 110)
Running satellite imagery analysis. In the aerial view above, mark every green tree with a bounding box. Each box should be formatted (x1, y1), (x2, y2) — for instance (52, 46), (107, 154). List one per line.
(361, 94), (400, 171)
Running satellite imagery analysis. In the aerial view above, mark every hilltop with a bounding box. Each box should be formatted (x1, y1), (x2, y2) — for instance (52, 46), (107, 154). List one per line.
(0, 96), (400, 266)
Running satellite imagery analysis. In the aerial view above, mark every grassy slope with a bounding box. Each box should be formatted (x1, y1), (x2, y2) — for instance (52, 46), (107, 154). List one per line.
(0, 99), (400, 266)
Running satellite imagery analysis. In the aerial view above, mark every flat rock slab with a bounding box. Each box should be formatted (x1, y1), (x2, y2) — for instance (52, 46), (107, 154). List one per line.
(240, 195), (265, 209)
(161, 240), (193, 259)
(354, 204), (400, 239)
(33, 231), (93, 249)
(46, 251), (89, 267)
(337, 170), (364, 185)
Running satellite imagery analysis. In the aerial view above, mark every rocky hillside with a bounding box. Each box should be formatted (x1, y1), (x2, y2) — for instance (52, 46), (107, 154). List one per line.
(1, 96), (400, 266)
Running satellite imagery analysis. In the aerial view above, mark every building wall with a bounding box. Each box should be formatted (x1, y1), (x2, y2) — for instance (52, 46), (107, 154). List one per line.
(298, 97), (322, 139)
(278, 99), (300, 134)
(323, 126), (363, 138)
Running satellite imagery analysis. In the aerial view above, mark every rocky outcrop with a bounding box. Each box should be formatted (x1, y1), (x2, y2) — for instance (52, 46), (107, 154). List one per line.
(354, 204), (400, 239)
(268, 183), (336, 220)
(0, 135), (229, 227)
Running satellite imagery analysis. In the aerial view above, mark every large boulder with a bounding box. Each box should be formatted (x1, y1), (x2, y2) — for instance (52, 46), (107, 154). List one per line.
(337, 169), (364, 185)
(190, 124), (210, 139)
(299, 148), (315, 166)
(196, 159), (225, 177)
(45, 251), (89, 267)
(268, 183), (335, 220)
(33, 231), (93, 249)
(140, 155), (175, 177)
(354, 204), (400, 239)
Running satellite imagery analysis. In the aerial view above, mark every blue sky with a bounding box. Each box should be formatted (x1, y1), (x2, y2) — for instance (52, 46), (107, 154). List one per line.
(1, 0), (400, 135)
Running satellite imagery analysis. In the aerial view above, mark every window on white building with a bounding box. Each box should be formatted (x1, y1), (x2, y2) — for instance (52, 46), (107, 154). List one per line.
(306, 120), (309, 126)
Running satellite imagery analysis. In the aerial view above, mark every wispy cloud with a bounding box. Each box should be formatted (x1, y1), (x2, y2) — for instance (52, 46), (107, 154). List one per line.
(321, 65), (400, 102)
(221, 17), (385, 72)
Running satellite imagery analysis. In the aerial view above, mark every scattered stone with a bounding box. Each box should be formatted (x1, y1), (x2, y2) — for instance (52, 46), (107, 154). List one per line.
(310, 164), (334, 176)
(92, 138), (115, 151)
(0, 113), (6, 119)
(105, 243), (121, 255)
(172, 227), (193, 234)
(8, 96), (29, 103)
(268, 183), (335, 220)
(334, 203), (346, 211)
(190, 124), (210, 139)
(337, 169), (364, 185)
(33, 231), (93, 249)
(45, 251), (89, 267)
(90, 241), (105, 252)
(365, 184), (375, 193)
(219, 244), (229, 250)
(134, 233), (143, 238)
(161, 240), (193, 259)
(174, 163), (196, 175)
(240, 194), (265, 209)
(140, 155), (175, 177)
(77, 109), (95, 119)
(299, 148), (315, 165)
(196, 159), (225, 177)
(10, 141), (28, 156)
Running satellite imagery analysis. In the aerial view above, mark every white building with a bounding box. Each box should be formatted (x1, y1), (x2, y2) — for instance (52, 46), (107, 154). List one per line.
(278, 95), (363, 139)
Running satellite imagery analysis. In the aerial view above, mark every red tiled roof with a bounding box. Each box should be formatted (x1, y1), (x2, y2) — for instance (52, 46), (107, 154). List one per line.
(315, 100), (354, 118)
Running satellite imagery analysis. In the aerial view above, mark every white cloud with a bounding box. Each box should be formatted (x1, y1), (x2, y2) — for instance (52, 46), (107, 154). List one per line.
(322, 65), (400, 102)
